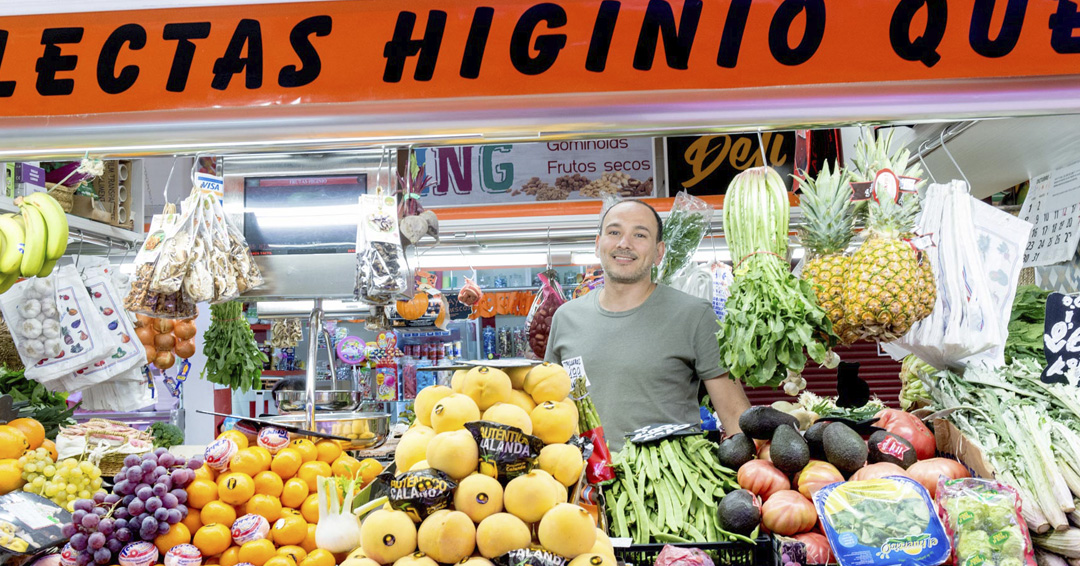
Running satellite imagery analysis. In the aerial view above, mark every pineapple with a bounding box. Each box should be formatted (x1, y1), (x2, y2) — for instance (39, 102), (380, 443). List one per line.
(797, 162), (859, 344)
(843, 130), (936, 342)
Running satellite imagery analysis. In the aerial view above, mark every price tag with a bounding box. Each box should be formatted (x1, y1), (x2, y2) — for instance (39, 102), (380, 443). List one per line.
(195, 172), (224, 201)
(627, 423), (700, 444)
(850, 181), (873, 202)
(1042, 292), (1080, 386)
(1021, 162), (1080, 267)
(563, 356), (590, 392)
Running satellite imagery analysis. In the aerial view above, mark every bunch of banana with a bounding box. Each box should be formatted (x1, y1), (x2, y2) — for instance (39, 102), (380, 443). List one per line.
(0, 193), (68, 293)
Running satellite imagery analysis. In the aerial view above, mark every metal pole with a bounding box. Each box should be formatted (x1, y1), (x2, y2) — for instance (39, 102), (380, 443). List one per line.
(305, 299), (323, 432)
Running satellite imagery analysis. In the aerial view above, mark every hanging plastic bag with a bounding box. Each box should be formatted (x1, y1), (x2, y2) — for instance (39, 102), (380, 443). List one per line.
(355, 192), (409, 305)
(148, 192), (201, 295)
(225, 217), (264, 294)
(882, 181), (1003, 369)
(668, 262), (714, 302)
(711, 261), (735, 322)
(202, 195), (240, 303)
(124, 210), (198, 319)
(0, 275), (65, 381)
(960, 198), (1033, 367)
(656, 191), (712, 285)
(526, 271), (566, 358)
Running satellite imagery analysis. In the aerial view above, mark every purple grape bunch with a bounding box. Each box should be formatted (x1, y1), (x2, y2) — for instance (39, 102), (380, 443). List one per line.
(62, 448), (203, 565)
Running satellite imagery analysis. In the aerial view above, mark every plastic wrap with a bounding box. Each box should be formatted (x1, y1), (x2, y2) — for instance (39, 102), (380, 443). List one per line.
(937, 477), (1036, 566)
(149, 195), (201, 295)
(124, 212), (198, 319)
(657, 191), (713, 285)
(355, 193), (409, 305)
(883, 181), (1009, 369)
(814, 476), (951, 566)
(526, 271), (566, 359)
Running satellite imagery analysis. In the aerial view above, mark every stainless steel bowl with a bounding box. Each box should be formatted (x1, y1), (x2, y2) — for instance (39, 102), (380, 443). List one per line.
(267, 411), (390, 450)
(273, 390), (361, 413)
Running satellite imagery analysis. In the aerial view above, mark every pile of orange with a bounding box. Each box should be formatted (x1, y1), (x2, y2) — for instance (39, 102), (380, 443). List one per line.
(180, 430), (382, 565)
(0, 418), (51, 496)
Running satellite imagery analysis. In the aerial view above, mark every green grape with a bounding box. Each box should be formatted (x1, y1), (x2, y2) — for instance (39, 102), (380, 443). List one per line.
(68, 468), (82, 478)
(24, 463), (36, 474)
(42, 465), (55, 477)
(17, 456), (27, 467)
(31, 477), (44, 488)
(43, 484), (58, 497)
(90, 478), (101, 490)
(77, 490), (90, 499)
(21, 484), (33, 492)
(64, 484), (76, 494)
(78, 461), (94, 474)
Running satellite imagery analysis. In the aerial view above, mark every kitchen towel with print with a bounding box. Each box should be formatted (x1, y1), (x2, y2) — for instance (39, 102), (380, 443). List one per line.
(49, 266), (146, 394)
(1, 266), (117, 385)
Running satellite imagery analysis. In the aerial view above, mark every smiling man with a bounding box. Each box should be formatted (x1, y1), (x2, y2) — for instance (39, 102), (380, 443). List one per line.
(544, 200), (750, 451)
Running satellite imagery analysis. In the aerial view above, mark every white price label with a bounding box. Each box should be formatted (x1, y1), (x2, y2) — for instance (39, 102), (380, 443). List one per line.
(563, 356), (590, 390)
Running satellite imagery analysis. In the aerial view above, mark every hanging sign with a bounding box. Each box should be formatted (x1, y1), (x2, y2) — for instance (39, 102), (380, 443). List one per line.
(1042, 293), (1080, 386)
(0, 1), (1077, 118)
(665, 132), (795, 196)
(415, 139), (654, 206)
(1021, 161), (1080, 267)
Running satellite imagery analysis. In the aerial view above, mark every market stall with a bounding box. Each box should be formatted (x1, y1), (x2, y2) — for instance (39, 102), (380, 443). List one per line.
(1, 0), (1080, 565)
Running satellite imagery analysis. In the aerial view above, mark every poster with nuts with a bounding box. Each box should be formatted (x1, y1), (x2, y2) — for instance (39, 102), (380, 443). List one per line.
(414, 138), (655, 205)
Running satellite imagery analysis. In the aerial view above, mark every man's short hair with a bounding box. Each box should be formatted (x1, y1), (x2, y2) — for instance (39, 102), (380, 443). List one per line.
(599, 200), (664, 243)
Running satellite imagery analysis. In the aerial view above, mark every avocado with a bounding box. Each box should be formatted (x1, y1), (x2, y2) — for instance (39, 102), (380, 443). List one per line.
(738, 406), (798, 440)
(718, 433), (757, 470)
(717, 489), (761, 536)
(805, 421), (829, 460)
(822, 422), (868, 477)
(770, 424), (810, 475)
(868, 430), (917, 469)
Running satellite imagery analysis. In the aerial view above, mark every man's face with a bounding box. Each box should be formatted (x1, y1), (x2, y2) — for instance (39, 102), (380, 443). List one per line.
(596, 202), (664, 285)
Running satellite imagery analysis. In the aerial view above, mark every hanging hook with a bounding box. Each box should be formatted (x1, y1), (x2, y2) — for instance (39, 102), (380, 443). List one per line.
(916, 141), (937, 184)
(546, 227), (552, 270)
(163, 157), (179, 205)
(939, 126), (970, 189)
(76, 230), (84, 268)
(121, 241), (132, 266)
(756, 130), (769, 168)
(374, 146), (386, 193)
(105, 238), (113, 263)
(457, 245), (477, 281)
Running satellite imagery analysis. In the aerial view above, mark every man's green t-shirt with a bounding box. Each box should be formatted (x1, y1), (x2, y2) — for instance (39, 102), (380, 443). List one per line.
(543, 284), (726, 452)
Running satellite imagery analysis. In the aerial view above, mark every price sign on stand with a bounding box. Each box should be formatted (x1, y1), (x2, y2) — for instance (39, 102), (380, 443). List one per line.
(1021, 161), (1080, 267)
(1042, 293), (1080, 385)
(563, 356), (590, 394)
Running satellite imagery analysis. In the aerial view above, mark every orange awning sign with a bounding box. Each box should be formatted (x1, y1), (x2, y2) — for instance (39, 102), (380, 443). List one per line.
(0, 0), (1076, 118)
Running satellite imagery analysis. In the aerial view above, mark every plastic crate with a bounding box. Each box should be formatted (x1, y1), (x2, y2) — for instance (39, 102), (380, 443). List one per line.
(612, 536), (778, 566)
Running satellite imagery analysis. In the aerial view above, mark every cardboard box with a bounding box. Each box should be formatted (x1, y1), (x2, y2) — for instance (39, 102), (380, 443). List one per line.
(934, 418), (995, 479)
(91, 160), (134, 230)
(69, 194), (111, 223)
(13, 162), (45, 197)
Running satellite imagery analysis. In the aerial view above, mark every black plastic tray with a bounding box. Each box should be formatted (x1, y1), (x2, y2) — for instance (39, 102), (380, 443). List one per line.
(612, 536), (778, 566)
